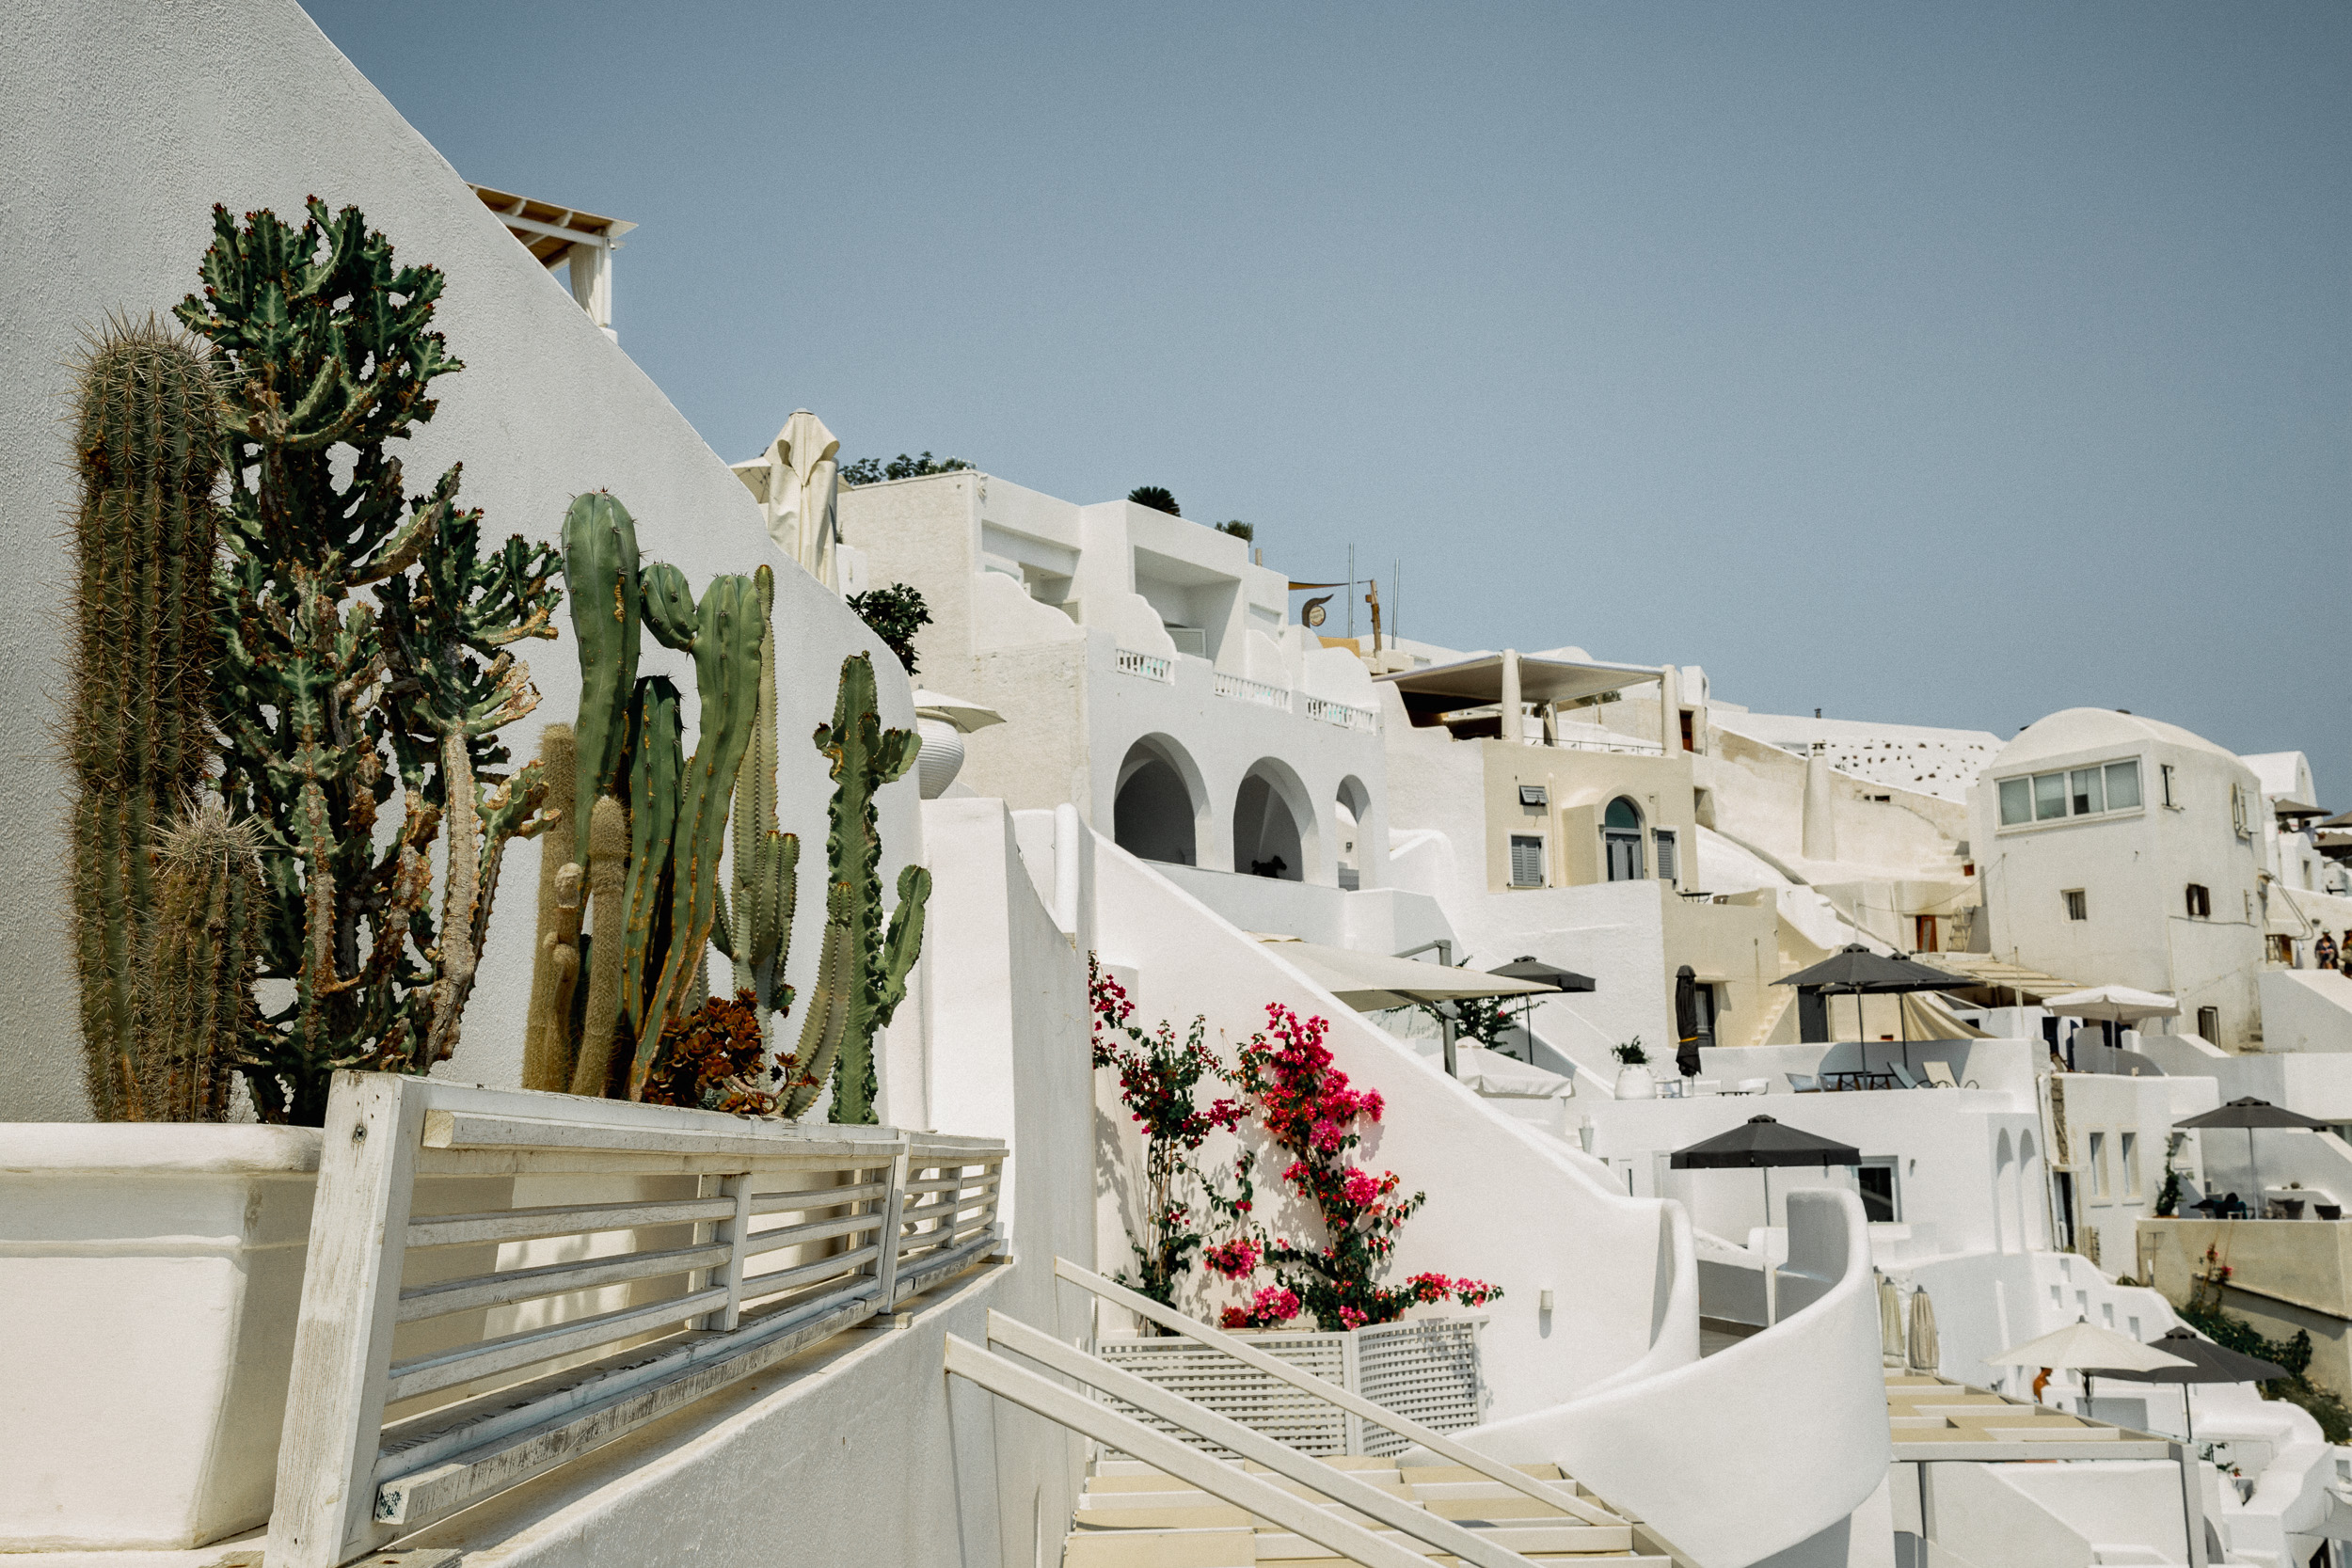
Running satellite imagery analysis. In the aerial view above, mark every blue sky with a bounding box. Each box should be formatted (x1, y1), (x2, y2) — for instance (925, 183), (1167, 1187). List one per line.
(307, 0), (2348, 796)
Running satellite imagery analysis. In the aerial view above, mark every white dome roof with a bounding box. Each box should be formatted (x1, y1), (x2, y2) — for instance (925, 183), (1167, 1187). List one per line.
(1994, 707), (2237, 771)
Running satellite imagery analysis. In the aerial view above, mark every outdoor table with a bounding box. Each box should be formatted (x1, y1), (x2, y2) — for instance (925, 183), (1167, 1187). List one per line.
(1821, 1070), (1896, 1092)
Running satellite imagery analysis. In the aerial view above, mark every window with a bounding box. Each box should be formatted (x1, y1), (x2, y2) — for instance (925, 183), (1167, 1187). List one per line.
(2232, 783), (2250, 836)
(1679, 710), (1696, 752)
(1603, 797), (1645, 882)
(2121, 1132), (2140, 1196)
(1857, 1159), (1900, 1223)
(1654, 829), (1678, 887)
(1693, 984), (1721, 1040)
(2185, 883), (2211, 919)
(1996, 758), (2145, 830)
(2160, 764), (2177, 808)
(1518, 784), (1549, 808)
(1915, 914), (1939, 953)
(2064, 889), (2088, 922)
(2089, 1132), (2108, 1198)
(2197, 1005), (2220, 1041)
(1508, 834), (1546, 888)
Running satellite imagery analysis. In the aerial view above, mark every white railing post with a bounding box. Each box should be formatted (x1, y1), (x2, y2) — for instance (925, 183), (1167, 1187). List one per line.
(266, 1073), (428, 1568)
(873, 1142), (911, 1310)
(705, 1172), (755, 1331)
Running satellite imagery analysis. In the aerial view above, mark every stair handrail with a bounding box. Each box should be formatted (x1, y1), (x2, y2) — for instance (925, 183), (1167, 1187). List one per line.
(946, 1333), (1432, 1568)
(1055, 1258), (1615, 1526)
(982, 1311), (1560, 1568)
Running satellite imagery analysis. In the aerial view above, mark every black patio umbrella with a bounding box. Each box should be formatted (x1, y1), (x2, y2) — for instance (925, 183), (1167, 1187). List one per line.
(1773, 944), (1971, 1074)
(2173, 1098), (2328, 1212)
(1675, 965), (1703, 1080)
(1672, 1115), (1862, 1323)
(1480, 957), (1595, 1061)
(2079, 1326), (2288, 1440)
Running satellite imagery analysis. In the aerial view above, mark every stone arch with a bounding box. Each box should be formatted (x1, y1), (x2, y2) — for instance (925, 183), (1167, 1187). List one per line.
(1334, 774), (1372, 890)
(1114, 734), (1206, 868)
(1233, 757), (1317, 883)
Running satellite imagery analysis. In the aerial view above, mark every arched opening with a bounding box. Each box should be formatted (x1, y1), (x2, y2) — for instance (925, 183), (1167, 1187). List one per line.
(1234, 763), (1307, 881)
(1335, 776), (1372, 891)
(1604, 797), (1645, 882)
(2018, 1132), (2046, 1251)
(1114, 736), (1201, 867)
(1994, 1130), (2017, 1256)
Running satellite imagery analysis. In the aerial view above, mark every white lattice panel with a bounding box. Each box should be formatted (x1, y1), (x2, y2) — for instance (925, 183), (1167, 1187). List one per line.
(1096, 1332), (1355, 1456)
(1353, 1317), (1486, 1455)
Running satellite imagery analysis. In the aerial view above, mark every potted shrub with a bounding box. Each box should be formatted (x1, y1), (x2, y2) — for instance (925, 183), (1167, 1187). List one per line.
(1613, 1037), (1656, 1100)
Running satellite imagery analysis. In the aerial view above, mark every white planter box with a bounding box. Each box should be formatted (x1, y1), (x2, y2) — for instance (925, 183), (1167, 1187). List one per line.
(0, 1124), (322, 1550)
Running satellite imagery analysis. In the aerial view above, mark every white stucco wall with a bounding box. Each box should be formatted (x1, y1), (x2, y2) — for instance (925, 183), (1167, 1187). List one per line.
(3, 0), (918, 1120)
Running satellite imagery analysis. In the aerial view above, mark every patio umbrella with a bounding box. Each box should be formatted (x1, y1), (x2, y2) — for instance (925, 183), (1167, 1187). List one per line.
(1878, 1275), (1905, 1365)
(1988, 1320), (2191, 1407)
(2044, 986), (2179, 1063)
(2173, 1098), (2328, 1212)
(2077, 1325), (2287, 1441)
(738, 408), (842, 589)
(1773, 944), (1971, 1073)
(1259, 939), (1555, 1077)
(1675, 965), (1703, 1080)
(1484, 956), (1595, 1060)
(1907, 1287), (1939, 1374)
(1671, 1115), (1862, 1323)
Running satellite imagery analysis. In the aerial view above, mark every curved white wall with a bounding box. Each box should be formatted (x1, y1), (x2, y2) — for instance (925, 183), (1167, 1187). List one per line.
(1426, 1190), (1889, 1568)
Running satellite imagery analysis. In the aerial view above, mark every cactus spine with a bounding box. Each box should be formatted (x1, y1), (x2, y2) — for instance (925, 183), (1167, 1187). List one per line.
(138, 800), (264, 1121)
(627, 565), (764, 1098)
(798, 653), (931, 1124)
(66, 318), (224, 1119)
(521, 723), (580, 1091)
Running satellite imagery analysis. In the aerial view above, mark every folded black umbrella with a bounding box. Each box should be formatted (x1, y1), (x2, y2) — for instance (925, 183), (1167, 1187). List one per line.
(1675, 965), (1703, 1080)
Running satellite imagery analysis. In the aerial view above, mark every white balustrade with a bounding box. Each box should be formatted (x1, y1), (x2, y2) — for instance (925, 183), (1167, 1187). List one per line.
(1303, 694), (1379, 733)
(1213, 672), (1294, 712)
(1114, 647), (1173, 683)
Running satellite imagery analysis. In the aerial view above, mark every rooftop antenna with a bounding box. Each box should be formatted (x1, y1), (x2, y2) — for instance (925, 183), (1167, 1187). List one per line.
(1346, 544), (1356, 640)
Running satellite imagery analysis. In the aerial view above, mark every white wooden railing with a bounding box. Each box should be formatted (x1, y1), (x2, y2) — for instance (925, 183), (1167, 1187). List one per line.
(1114, 646), (1173, 683)
(1213, 671), (1294, 711)
(267, 1074), (1005, 1568)
(1303, 694), (1379, 733)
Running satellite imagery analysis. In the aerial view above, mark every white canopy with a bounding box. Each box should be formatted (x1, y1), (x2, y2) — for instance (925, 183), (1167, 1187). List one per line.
(2041, 986), (2180, 1023)
(1986, 1321), (2191, 1372)
(1257, 939), (1556, 1012)
(732, 408), (841, 590)
(910, 689), (1005, 734)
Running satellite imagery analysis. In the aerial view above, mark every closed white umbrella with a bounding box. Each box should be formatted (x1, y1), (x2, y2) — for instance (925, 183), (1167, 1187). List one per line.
(733, 408), (842, 589)
(1906, 1287), (1939, 1374)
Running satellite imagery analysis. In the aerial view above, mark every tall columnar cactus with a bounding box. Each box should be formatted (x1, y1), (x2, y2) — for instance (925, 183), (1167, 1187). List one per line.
(66, 318), (225, 1120)
(136, 800), (264, 1121)
(617, 674), (685, 1069)
(626, 566), (765, 1098)
(569, 795), (630, 1096)
(175, 199), (561, 1124)
(717, 565), (800, 1047)
(789, 654), (931, 1124)
(521, 724), (581, 1091)
(561, 494), (643, 854)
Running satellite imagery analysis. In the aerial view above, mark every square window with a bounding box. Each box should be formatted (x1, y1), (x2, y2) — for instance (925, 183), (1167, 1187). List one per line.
(1655, 829), (1679, 887)
(2034, 771), (2068, 821)
(1998, 777), (2032, 826)
(2064, 889), (2088, 921)
(2070, 768), (2105, 816)
(1518, 784), (1549, 808)
(2122, 1132), (2140, 1196)
(2105, 760), (2142, 810)
(2186, 884), (2210, 919)
(1508, 834), (1545, 888)
(2089, 1132), (2107, 1196)
(2197, 1006), (2221, 1041)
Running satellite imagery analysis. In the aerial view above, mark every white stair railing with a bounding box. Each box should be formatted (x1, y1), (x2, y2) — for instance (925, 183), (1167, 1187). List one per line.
(267, 1073), (1005, 1568)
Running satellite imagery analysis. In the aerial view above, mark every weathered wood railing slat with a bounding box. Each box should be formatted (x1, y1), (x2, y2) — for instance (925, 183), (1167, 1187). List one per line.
(267, 1073), (1007, 1568)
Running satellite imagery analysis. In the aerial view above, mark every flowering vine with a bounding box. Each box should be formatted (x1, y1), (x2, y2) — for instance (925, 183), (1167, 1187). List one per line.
(1222, 1004), (1500, 1331)
(1090, 956), (1252, 1307)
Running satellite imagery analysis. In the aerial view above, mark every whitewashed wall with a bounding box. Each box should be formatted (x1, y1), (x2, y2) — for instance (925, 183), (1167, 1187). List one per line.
(2, 0), (916, 1119)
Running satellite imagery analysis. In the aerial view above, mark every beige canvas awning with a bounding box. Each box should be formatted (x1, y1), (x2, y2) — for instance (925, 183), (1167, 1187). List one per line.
(1916, 953), (2080, 1000)
(1257, 939), (1557, 1012)
(1373, 651), (1661, 726)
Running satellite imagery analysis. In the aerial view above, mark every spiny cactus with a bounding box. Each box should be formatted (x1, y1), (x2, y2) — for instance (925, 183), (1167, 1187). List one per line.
(521, 724), (580, 1091)
(135, 800), (264, 1121)
(618, 674), (684, 1069)
(789, 653), (930, 1124)
(561, 494), (642, 855)
(626, 566), (764, 1098)
(66, 317), (225, 1120)
(717, 565), (800, 1050)
(569, 795), (630, 1096)
(176, 199), (561, 1124)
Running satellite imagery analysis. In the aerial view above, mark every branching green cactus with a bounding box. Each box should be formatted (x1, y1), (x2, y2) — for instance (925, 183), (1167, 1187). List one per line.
(65, 318), (225, 1120)
(716, 566), (800, 1048)
(626, 566), (763, 1098)
(561, 494), (642, 853)
(176, 199), (561, 1124)
(798, 653), (930, 1124)
(137, 800), (264, 1121)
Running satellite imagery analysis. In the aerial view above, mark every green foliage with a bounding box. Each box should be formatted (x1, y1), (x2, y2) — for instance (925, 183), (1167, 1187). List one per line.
(1420, 995), (1513, 1053)
(715, 567), (801, 1050)
(560, 494), (643, 854)
(1128, 486), (1180, 515)
(175, 200), (561, 1124)
(1613, 1037), (1649, 1066)
(847, 582), (932, 676)
(1215, 519), (1253, 543)
(838, 451), (972, 486)
(789, 654), (930, 1123)
(66, 317), (226, 1120)
(2178, 1298), (2351, 1443)
(2156, 1161), (2183, 1218)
